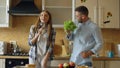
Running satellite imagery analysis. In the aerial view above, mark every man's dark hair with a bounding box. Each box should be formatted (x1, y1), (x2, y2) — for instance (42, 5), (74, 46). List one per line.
(75, 6), (89, 16)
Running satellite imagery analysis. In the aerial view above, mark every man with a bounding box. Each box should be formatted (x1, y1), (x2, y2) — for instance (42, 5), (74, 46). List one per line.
(66, 6), (103, 67)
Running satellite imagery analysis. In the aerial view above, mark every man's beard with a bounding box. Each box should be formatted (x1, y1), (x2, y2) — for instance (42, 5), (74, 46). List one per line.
(78, 20), (83, 23)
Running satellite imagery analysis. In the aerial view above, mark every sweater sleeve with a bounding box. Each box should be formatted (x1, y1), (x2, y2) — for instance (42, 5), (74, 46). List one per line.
(66, 32), (74, 41)
(28, 25), (36, 46)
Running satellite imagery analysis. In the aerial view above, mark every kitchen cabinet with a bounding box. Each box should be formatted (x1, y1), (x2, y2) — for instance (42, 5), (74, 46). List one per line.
(106, 61), (120, 68)
(0, 59), (5, 68)
(0, 0), (42, 27)
(0, 0), (11, 27)
(99, 0), (119, 28)
(42, 0), (74, 28)
(93, 57), (120, 68)
(93, 61), (120, 68)
(93, 61), (105, 68)
(75, 0), (119, 28)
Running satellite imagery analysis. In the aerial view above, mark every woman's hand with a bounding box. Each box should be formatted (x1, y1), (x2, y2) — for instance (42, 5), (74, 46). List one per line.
(34, 27), (43, 39)
(38, 27), (44, 35)
(41, 51), (51, 68)
(30, 26), (45, 45)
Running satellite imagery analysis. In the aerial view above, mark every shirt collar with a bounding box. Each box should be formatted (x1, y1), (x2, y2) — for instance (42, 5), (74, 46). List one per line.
(77, 19), (91, 27)
(82, 19), (91, 25)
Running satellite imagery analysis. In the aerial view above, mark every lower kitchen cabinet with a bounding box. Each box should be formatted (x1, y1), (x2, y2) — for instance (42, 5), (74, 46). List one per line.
(0, 59), (5, 68)
(93, 61), (105, 68)
(93, 61), (120, 68)
(105, 61), (120, 68)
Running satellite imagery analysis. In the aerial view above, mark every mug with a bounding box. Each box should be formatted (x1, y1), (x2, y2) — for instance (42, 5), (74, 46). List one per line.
(107, 51), (114, 58)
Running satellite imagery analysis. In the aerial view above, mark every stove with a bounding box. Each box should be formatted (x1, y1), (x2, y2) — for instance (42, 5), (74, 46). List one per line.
(6, 58), (28, 68)
(4, 52), (29, 56)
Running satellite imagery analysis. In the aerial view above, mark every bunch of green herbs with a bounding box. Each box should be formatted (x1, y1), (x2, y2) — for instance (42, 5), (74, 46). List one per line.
(64, 20), (76, 31)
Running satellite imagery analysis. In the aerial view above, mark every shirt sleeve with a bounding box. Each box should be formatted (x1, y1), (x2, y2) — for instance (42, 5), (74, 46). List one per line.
(91, 26), (103, 54)
(28, 25), (36, 46)
(66, 33), (74, 41)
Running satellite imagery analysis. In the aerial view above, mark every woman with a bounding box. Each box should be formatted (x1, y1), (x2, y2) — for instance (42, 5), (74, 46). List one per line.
(28, 10), (53, 68)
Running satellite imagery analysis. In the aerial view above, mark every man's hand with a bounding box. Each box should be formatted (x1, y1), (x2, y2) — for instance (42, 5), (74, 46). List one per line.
(81, 51), (94, 58)
(65, 30), (71, 34)
(81, 51), (89, 58)
(87, 51), (94, 56)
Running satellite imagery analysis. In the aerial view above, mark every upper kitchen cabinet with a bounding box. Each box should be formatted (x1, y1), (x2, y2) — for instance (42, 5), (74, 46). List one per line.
(75, 0), (119, 28)
(99, 0), (119, 28)
(0, 0), (11, 27)
(42, 0), (74, 28)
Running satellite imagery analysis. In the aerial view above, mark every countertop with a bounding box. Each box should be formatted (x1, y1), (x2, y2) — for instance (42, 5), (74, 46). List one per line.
(1, 55), (120, 61)
(53, 56), (70, 60)
(0, 55), (29, 59)
(0, 55), (70, 59)
(52, 56), (120, 61)
(53, 56), (120, 61)
(92, 56), (120, 61)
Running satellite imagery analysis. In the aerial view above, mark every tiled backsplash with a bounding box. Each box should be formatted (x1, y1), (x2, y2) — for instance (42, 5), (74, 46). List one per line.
(0, 16), (120, 56)
(100, 29), (120, 57)
(0, 16), (38, 52)
(54, 28), (120, 57)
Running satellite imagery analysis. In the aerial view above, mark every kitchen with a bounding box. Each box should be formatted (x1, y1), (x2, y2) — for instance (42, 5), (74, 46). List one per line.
(0, 0), (120, 68)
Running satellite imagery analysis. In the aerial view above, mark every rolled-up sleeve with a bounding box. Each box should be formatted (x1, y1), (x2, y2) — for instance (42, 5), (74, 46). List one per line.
(66, 33), (74, 41)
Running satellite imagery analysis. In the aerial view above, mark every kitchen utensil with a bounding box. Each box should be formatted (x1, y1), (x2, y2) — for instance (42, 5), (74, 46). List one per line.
(117, 44), (120, 57)
(0, 41), (7, 55)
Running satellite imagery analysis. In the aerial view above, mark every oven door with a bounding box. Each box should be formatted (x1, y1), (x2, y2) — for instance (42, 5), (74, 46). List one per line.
(5, 58), (28, 68)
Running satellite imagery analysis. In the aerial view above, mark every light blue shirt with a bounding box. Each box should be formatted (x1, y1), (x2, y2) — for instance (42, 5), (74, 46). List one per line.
(67, 19), (103, 65)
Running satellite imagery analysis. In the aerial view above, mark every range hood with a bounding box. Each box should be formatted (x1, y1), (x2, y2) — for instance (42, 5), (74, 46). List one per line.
(8, 0), (41, 16)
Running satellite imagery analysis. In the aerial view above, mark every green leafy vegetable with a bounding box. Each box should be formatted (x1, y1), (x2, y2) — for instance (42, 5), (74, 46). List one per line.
(64, 20), (77, 31)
